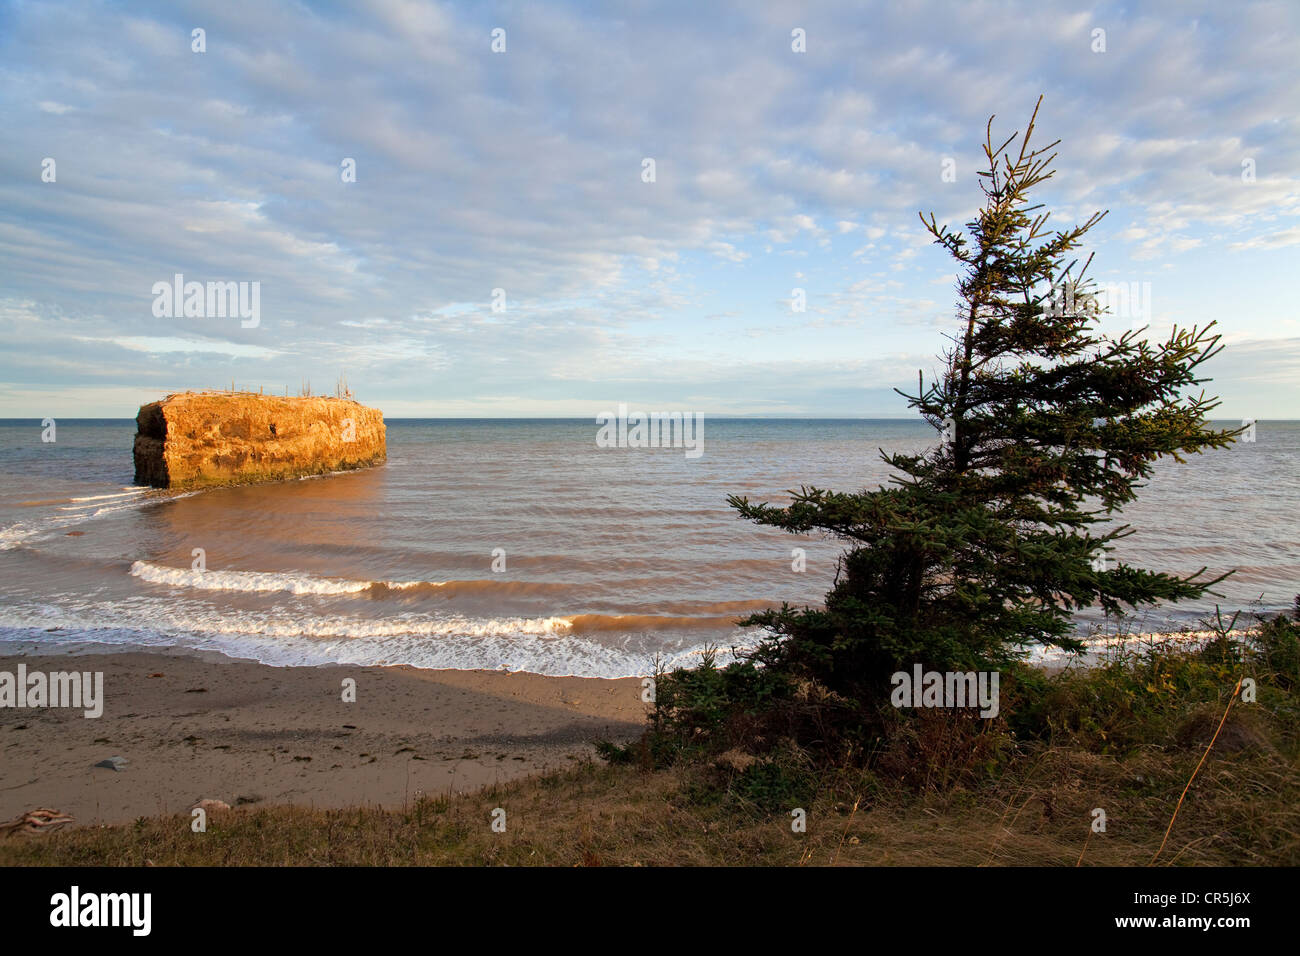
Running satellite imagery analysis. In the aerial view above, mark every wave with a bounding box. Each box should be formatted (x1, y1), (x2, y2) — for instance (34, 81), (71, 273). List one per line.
(1030, 626), (1256, 664)
(69, 490), (149, 503)
(0, 515), (110, 550)
(369, 579), (576, 598)
(0, 598), (1258, 679)
(131, 560), (375, 595)
(125, 562), (790, 628)
(4, 599), (754, 644)
(128, 561), (578, 599)
(656, 598), (782, 616)
(0, 600), (762, 679)
(15, 488), (148, 507)
(567, 613), (752, 633)
(1, 488), (161, 549)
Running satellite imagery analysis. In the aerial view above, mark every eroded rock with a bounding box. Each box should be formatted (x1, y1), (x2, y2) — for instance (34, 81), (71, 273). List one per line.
(132, 391), (386, 489)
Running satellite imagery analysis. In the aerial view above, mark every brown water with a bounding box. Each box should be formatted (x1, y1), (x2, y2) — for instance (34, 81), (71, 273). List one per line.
(1, 419), (1295, 677)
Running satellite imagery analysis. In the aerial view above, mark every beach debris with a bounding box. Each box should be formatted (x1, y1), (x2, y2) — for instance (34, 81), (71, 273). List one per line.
(1, 807), (75, 837)
(93, 756), (129, 771)
(190, 799), (231, 812)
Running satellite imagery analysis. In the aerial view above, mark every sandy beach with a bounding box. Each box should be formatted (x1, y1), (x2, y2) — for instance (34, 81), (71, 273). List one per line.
(0, 650), (644, 826)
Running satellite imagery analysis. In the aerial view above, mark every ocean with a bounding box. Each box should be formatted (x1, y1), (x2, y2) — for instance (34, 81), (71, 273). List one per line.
(1, 418), (1296, 678)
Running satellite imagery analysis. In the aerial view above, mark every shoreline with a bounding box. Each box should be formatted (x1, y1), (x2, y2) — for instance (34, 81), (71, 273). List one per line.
(0, 620), (1277, 828)
(0, 614), (1269, 670)
(0, 650), (644, 827)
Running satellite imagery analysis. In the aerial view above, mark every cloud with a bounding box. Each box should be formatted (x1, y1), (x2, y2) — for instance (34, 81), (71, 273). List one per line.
(1229, 227), (1300, 251)
(102, 336), (282, 359)
(0, 0), (1298, 416)
(708, 241), (750, 263)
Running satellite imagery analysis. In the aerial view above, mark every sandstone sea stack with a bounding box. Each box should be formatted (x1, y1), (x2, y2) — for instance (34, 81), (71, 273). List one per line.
(133, 391), (386, 489)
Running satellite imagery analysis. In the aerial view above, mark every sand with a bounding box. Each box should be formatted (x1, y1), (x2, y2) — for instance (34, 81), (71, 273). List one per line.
(0, 650), (644, 826)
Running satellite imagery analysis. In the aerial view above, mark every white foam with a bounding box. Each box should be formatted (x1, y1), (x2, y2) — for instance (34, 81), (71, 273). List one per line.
(0, 599), (759, 679)
(0, 522), (40, 550)
(129, 560), (436, 595)
(2, 488), (156, 549)
(69, 491), (145, 503)
(130, 560), (375, 595)
(1029, 626), (1252, 664)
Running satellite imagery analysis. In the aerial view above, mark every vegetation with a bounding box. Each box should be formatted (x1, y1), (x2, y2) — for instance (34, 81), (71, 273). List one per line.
(572, 101), (1296, 867)
(5, 614), (1297, 866)
(6, 100), (1290, 869)
(728, 97), (1239, 702)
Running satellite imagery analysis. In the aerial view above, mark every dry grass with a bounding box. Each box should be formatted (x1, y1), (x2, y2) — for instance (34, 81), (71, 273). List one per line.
(2, 737), (1295, 867)
(7, 624), (1298, 867)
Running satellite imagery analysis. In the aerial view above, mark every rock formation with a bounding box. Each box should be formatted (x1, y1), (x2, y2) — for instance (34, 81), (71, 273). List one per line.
(133, 391), (386, 489)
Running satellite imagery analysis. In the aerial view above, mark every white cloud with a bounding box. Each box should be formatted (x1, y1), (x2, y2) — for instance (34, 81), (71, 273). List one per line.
(1229, 227), (1300, 251)
(708, 241), (750, 263)
(98, 336), (281, 359)
(1, 0), (1297, 415)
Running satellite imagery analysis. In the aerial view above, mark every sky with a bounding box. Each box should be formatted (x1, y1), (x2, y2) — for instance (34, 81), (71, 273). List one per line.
(1, 0), (1297, 418)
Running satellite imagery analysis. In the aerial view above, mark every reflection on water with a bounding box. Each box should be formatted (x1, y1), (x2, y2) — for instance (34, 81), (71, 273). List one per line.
(0, 418), (1296, 677)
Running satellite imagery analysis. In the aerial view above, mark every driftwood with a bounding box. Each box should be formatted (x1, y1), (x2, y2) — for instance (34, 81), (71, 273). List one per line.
(1, 807), (75, 837)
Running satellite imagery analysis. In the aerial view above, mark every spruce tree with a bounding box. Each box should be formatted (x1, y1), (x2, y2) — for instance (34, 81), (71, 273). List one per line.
(728, 97), (1239, 698)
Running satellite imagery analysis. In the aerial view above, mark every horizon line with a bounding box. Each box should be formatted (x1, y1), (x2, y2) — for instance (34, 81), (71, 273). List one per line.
(2, 415), (1292, 422)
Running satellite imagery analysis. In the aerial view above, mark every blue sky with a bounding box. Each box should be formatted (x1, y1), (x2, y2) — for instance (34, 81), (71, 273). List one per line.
(2, 0), (1297, 417)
